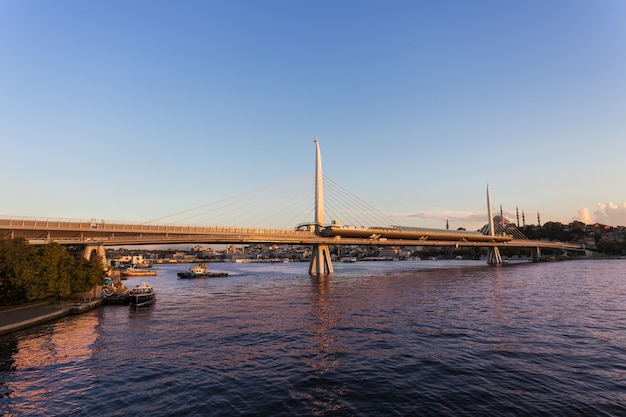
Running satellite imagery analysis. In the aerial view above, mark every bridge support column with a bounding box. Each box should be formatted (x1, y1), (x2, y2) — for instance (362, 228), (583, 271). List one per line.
(488, 246), (503, 265)
(486, 185), (502, 266)
(310, 137), (334, 275)
(82, 244), (107, 268)
(531, 247), (541, 262)
(309, 244), (334, 276)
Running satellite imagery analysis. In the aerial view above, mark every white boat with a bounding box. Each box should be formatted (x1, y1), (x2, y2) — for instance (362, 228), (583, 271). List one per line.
(128, 281), (156, 308)
(342, 257), (357, 263)
(121, 267), (157, 277)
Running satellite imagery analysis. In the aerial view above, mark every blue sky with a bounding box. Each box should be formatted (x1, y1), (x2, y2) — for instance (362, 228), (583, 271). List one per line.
(1, 0), (626, 229)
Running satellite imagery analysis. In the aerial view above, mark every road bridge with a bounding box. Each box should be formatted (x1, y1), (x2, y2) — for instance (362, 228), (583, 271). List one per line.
(0, 138), (584, 273)
(0, 216), (579, 249)
(0, 215), (582, 266)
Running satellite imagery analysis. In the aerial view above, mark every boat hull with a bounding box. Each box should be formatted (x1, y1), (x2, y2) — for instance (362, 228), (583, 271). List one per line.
(103, 295), (130, 305)
(128, 281), (156, 308)
(122, 270), (157, 277)
(129, 293), (155, 308)
(177, 272), (228, 279)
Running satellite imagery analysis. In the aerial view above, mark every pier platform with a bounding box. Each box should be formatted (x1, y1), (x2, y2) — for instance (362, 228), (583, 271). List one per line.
(0, 299), (102, 336)
(69, 299), (103, 314)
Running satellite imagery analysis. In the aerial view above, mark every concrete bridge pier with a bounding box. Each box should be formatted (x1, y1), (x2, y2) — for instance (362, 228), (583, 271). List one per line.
(488, 246), (503, 265)
(82, 244), (107, 268)
(531, 247), (541, 262)
(309, 244), (334, 276)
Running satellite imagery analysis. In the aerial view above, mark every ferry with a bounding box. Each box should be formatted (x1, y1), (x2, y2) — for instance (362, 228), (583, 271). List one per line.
(177, 263), (228, 279)
(121, 267), (157, 278)
(128, 281), (156, 308)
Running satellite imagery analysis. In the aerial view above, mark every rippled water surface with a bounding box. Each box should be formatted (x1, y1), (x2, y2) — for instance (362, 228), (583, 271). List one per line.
(2, 259), (626, 416)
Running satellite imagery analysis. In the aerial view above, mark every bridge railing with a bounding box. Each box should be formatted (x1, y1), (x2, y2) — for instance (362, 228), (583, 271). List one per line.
(0, 215), (313, 236)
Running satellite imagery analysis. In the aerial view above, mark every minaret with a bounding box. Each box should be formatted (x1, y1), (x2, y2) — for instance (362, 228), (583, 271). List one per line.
(309, 137), (334, 275)
(537, 212), (541, 227)
(516, 206), (520, 227)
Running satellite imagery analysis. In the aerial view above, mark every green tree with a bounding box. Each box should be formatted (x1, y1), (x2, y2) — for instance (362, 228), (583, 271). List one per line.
(0, 239), (105, 304)
(0, 238), (35, 304)
(71, 256), (103, 295)
(539, 222), (571, 241)
(597, 241), (626, 255)
(33, 243), (72, 299)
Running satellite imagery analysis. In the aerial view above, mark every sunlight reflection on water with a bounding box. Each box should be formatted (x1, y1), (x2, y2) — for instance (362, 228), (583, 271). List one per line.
(2, 259), (626, 416)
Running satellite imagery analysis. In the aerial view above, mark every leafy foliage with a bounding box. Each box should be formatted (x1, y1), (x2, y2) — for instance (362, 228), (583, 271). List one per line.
(0, 239), (104, 305)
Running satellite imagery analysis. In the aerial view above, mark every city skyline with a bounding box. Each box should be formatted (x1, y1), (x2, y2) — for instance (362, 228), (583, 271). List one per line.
(2, 1), (625, 229)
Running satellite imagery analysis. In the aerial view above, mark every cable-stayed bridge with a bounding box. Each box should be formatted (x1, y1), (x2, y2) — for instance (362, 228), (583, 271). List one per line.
(0, 139), (583, 274)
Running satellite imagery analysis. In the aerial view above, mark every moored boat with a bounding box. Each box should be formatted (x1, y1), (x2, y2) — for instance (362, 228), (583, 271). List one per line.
(177, 263), (228, 279)
(121, 267), (158, 277)
(128, 281), (156, 308)
(101, 278), (130, 305)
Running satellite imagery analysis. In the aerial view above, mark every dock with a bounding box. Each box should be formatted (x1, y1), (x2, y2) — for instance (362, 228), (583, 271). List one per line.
(0, 299), (104, 336)
(69, 299), (103, 314)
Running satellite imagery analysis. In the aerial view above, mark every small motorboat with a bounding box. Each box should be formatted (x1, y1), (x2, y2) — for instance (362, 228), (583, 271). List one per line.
(101, 279), (130, 305)
(177, 263), (228, 279)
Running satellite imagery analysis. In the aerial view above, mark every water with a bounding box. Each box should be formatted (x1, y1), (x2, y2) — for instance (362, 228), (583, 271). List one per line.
(2, 259), (626, 416)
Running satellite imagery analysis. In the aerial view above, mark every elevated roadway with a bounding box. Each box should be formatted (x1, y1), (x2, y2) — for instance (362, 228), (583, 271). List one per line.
(0, 216), (582, 252)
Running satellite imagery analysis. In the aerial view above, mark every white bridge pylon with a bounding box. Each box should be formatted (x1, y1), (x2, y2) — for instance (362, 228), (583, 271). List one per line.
(307, 139), (508, 273)
(486, 184), (503, 265)
(309, 137), (334, 275)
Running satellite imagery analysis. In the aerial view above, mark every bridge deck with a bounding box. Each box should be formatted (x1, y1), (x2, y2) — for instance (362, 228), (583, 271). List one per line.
(0, 217), (582, 251)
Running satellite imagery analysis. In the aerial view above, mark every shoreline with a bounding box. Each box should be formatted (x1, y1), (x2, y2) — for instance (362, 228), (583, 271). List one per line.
(0, 299), (102, 336)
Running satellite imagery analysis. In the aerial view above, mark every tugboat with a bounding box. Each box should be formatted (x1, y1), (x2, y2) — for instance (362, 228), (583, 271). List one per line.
(177, 263), (228, 279)
(128, 281), (156, 308)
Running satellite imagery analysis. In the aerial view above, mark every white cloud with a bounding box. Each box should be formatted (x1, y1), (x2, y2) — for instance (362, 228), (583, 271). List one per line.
(576, 207), (594, 224)
(575, 203), (626, 226)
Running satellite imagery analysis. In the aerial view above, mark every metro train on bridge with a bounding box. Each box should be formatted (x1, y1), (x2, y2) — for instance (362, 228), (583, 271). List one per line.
(318, 223), (514, 243)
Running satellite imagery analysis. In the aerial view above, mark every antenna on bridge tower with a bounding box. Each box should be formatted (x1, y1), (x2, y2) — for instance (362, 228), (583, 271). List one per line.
(309, 137), (334, 276)
(486, 184), (503, 265)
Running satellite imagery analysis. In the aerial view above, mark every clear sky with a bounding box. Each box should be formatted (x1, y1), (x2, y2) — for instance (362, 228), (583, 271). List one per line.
(1, 0), (625, 229)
